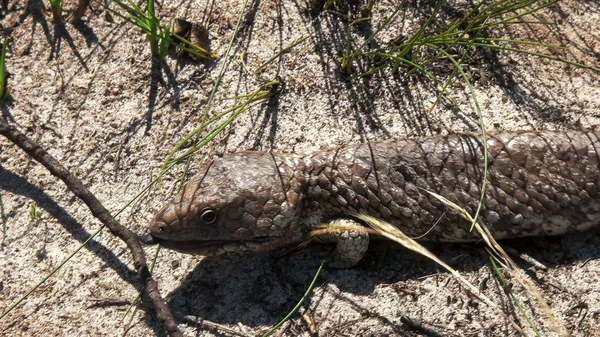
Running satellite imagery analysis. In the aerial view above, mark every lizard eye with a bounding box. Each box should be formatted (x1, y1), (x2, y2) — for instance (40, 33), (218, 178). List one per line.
(200, 208), (217, 224)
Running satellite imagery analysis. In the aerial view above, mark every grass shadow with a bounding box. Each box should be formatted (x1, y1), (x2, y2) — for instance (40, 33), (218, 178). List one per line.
(50, 22), (89, 70)
(144, 57), (183, 133)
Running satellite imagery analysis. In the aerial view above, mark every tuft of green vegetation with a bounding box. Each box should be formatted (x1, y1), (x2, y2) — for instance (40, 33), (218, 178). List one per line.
(111, 0), (216, 60)
(28, 204), (43, 225)
(48, 0), (62, 23)
(0, 39), (8, 100)
(341, 0), (599, 89)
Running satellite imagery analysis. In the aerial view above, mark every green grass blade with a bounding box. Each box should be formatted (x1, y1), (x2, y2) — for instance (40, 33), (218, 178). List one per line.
(0, 39), (8, 100)
(164, 81), (278, 167)
(262, 259), (326, 337)
(146, 0), (158, 54)
(476, 0), (559, 31)
(48, 0), (62, 22)
(0, 226), (105, 321)
(254, 37), (307, 74)
(169, 31), (216, 60)
(425, 42), (489, 233)
(159, 25), (171, 60)
(490, 257), (542, 336)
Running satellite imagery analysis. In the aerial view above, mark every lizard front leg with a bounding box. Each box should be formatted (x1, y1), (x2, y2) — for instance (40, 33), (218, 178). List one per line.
(315, 218), (370, 268)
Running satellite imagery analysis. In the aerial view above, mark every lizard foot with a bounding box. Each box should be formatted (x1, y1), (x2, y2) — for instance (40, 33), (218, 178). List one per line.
(318, 218), (370, 268)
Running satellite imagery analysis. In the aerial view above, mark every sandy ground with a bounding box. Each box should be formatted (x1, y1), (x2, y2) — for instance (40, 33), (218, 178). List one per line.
(1, 0), (599, 336)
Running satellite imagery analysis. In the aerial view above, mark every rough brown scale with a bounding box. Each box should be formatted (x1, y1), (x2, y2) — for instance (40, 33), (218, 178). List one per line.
(149, 130), (600, 258)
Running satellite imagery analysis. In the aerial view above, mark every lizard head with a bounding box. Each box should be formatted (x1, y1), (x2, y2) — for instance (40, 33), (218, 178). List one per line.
(148, 152), (304, 256)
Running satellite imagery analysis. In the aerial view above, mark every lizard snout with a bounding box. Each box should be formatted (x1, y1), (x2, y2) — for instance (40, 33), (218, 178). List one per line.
(139, 233), (157, 245)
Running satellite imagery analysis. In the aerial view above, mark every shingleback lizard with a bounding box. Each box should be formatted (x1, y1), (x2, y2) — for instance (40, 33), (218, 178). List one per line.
(148, 130), (600, 266)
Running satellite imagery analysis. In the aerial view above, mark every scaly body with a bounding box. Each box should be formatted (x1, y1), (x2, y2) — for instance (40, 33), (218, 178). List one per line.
(149, 130), (600, 265)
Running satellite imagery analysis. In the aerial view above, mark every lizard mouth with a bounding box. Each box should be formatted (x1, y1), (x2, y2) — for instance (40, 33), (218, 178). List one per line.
(149, 236), (282, 256)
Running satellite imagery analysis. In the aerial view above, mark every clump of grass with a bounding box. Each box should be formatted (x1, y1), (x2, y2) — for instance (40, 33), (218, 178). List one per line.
(0, 39), (8, 100)
(28, 204), (43, 225)
(111, 0), (217, 60)
(48, 0), (62, 23)
(341, 0), (599, 86)
(112, 0), (169, 59)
